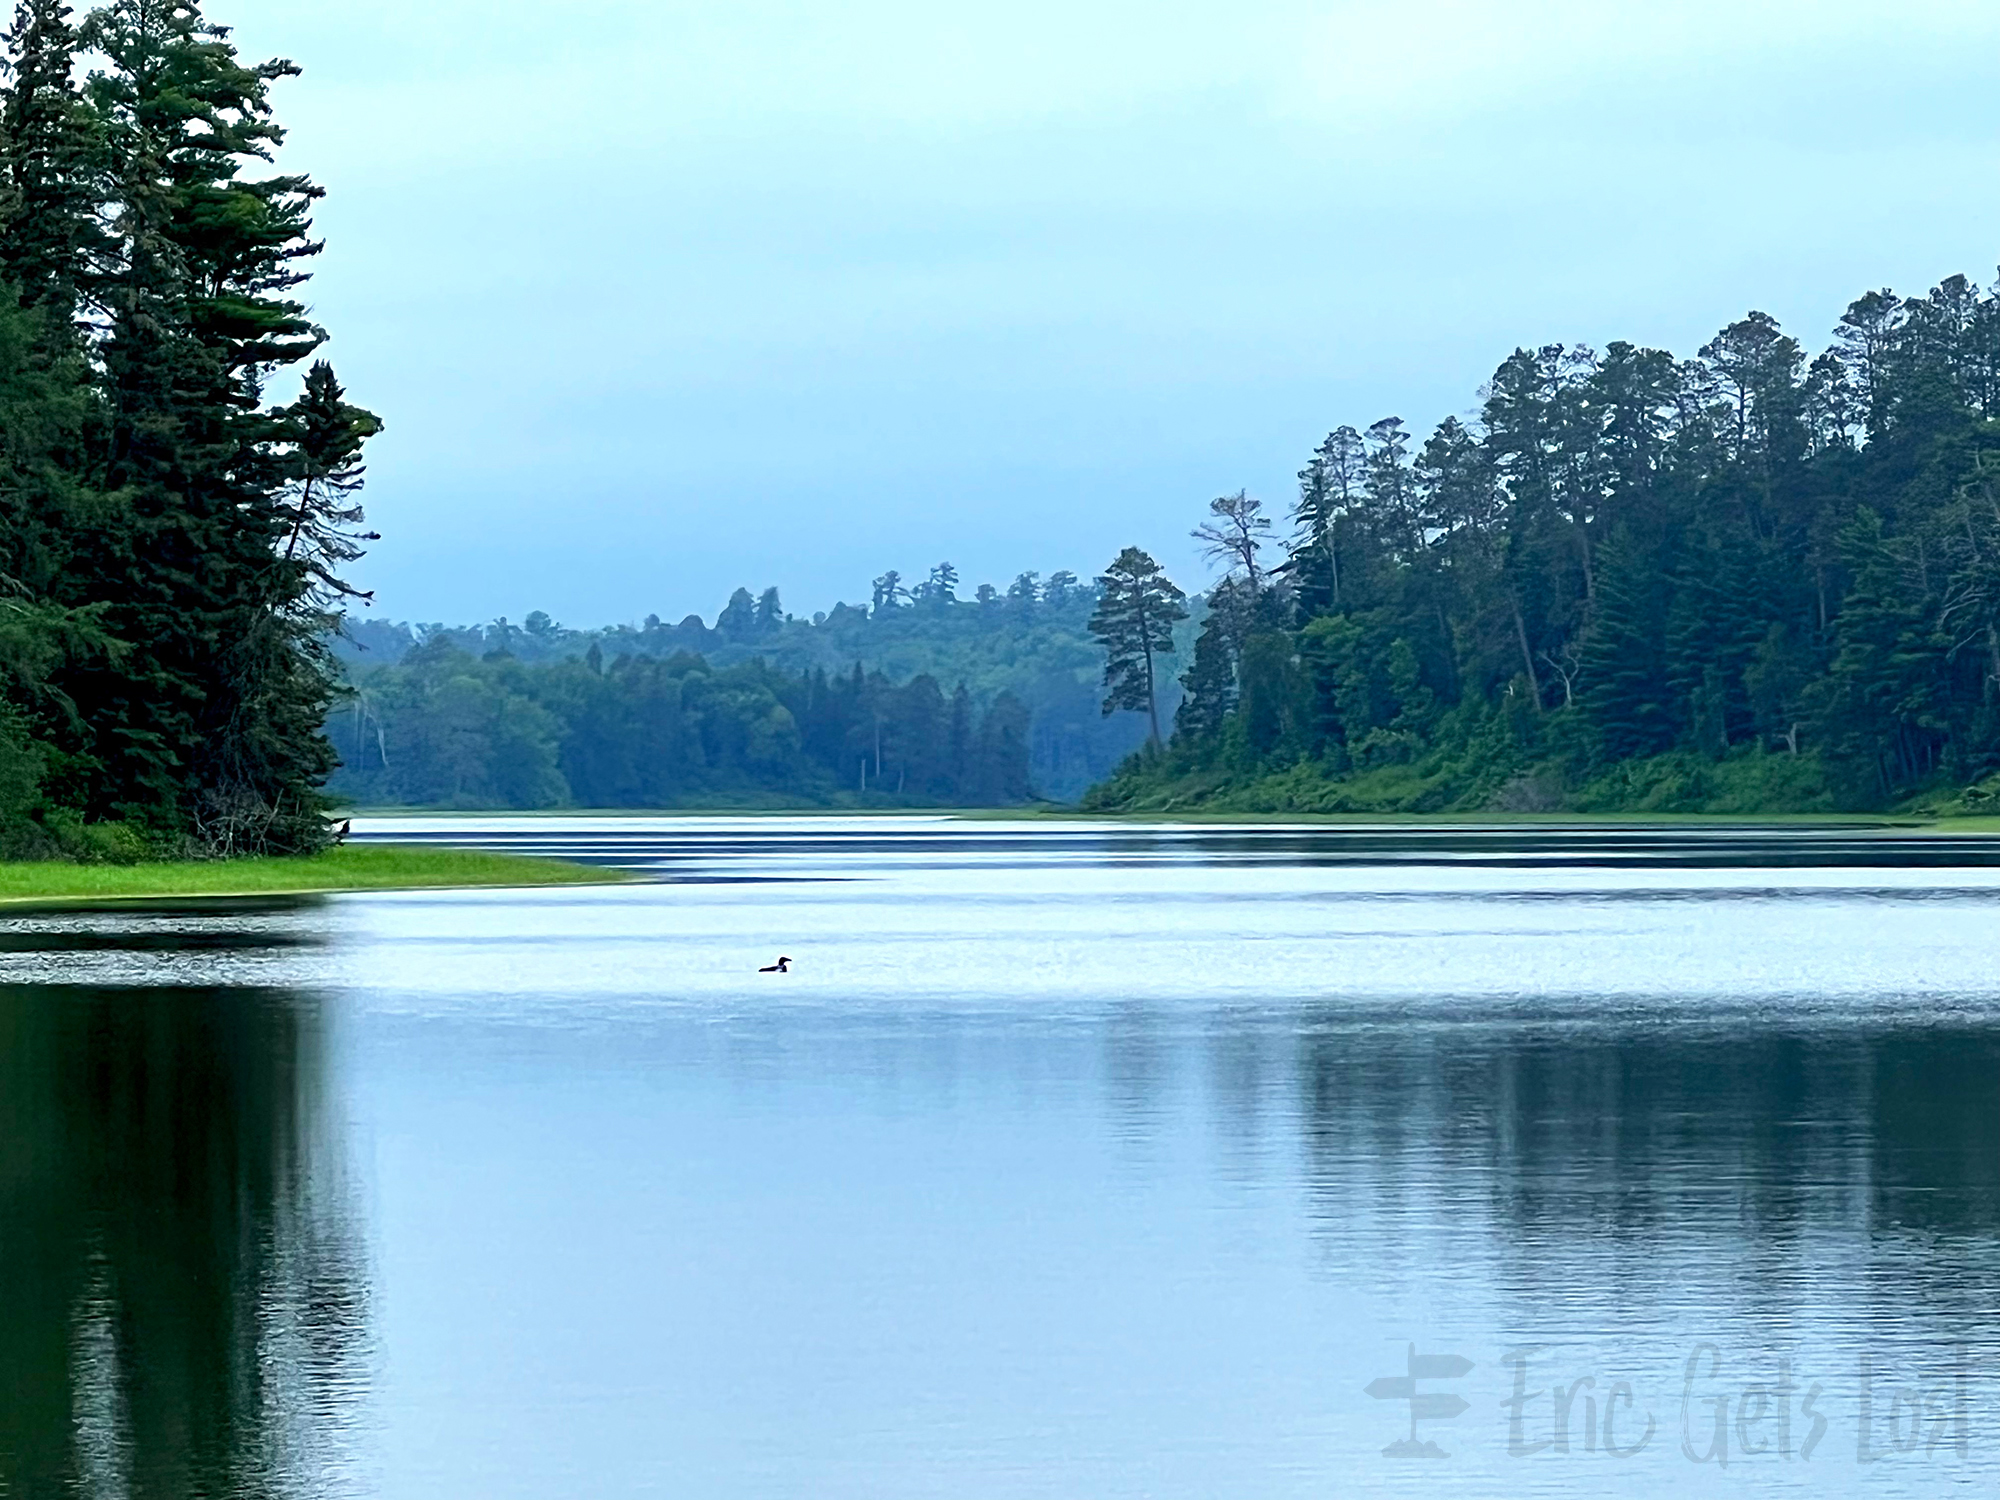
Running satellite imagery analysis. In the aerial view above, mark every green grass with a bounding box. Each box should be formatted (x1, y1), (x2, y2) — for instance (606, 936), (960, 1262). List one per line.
(0, 843), (629, 905)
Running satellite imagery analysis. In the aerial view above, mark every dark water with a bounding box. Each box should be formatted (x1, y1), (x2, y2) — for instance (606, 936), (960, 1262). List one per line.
(7, 817), (2000, 1497)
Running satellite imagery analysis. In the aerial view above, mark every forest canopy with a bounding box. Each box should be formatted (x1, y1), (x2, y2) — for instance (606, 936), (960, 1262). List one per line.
(328, 566), (1167, 809)
(0, 0), (377, 857)
(1090, 265), (2000, 817)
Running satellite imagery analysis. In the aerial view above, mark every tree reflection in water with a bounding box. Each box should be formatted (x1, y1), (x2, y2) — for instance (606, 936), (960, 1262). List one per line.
(1289, 1017), (2000, 1334)
(0, 983), (366, 1497)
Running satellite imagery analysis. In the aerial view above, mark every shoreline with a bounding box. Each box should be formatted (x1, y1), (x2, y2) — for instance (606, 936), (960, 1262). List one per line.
(18, 811), (2000, 907)
(344, 806), (2000, 832)
(0, 844), (632, 907)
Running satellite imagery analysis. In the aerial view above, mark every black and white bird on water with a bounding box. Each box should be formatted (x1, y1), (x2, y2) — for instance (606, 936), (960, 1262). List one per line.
(759, 956), (792, 974)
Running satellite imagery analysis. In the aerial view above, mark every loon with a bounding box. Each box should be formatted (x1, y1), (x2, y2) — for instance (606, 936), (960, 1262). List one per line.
(759, 957), (792, 974)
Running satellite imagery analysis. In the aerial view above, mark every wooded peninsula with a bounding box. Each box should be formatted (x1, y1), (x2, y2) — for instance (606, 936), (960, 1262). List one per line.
(1089, 272), (2000, 817)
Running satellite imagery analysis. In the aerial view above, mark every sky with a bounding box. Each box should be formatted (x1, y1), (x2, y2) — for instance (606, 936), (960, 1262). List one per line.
(223, 0), (2000, 627)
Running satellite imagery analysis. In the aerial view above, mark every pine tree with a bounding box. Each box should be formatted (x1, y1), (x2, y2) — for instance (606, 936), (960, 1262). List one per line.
(1577, 529), (1674, 761)
(0, 0), (108, 327)
(1175, 611), (1236, 741)
(1191, 491), (1272, 595)
(922, 561), (957, 604)
(1289, 428), (1364, 618)
(870, 570), (904, 612)
(754, 587), (783, 634)
(1087, 546), (1186, 745)
(0, 269), (90, 603)
(1289, 427), (1366, 617)
(56, 0), (357, 849)
(203, 358), (381, 847)
(0, 0), (106, 662)
(271, 361), (380, 615)
(1814, 508), (1948, 798)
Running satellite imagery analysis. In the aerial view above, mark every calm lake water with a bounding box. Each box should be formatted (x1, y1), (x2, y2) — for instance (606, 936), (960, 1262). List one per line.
(7, 816), (2000, 1497)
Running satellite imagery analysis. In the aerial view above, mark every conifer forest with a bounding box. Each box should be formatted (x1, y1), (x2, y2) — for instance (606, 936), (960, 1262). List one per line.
(327, 569), (1150, 809)
(1091, 271), (2000, 816)
(0, 0), (379, 855)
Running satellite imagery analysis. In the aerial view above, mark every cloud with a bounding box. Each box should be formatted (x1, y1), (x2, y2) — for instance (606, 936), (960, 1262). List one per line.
(1277, 0), (2000, 148)
(225, 0), (2000, 620)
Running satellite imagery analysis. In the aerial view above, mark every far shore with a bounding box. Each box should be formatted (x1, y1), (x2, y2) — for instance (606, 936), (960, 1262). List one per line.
(19, 812), (1990, 909)
(343, 806), (2000, 832)
(0, 844), (629, 907)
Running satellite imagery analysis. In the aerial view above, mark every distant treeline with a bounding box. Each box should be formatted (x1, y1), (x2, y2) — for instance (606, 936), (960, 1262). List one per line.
(1090, 264), (2000, 816)
(330, 566), (1160, 808)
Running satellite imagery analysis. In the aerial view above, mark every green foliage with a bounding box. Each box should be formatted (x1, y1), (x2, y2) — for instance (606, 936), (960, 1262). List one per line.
(1095, 263), (2000, 817)
(1174, 605), (1236, 740)
(1578, 528), (1674, 760)
(0, 2), (376, 858)
(1087, 545), (1188, 745)
(327, 642), (1039, 811)
(337, 564), (1180, 803)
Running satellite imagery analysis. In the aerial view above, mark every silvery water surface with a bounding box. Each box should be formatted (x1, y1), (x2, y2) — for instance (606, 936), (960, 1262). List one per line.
(6, 815), (2000, 1498)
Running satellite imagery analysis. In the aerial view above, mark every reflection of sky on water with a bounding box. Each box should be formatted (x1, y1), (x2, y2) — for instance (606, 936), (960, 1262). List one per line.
(4, 819), (1999, 1496)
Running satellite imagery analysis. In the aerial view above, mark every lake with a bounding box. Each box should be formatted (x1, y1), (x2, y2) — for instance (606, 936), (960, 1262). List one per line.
(6, 816), (2000, 1497)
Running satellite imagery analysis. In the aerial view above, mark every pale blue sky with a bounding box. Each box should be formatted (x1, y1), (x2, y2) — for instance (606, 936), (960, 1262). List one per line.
(229, 0), (2000, 625)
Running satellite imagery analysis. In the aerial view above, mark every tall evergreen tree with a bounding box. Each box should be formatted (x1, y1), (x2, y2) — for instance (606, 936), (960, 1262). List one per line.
(0, 0), (107, 327)
(1577, 529), (1674, 760)
(1088, 546), (1186, 746)
(270, 360), (379, 614)
(66, 0), (359, 849)
(1176, 604), (1238, 741)
(754, 586), (783, 634)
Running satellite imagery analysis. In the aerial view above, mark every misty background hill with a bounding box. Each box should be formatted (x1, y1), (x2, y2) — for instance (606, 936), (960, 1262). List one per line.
(328, 566), (1180, 807)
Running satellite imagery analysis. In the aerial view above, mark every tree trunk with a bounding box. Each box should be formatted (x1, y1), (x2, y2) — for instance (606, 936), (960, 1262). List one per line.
(1511, 593), (1543, 710)
(1142, 641), (1161, 746)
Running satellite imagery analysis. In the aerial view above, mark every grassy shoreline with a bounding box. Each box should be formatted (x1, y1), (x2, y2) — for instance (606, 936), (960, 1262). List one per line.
(0, 844), (628, 906)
